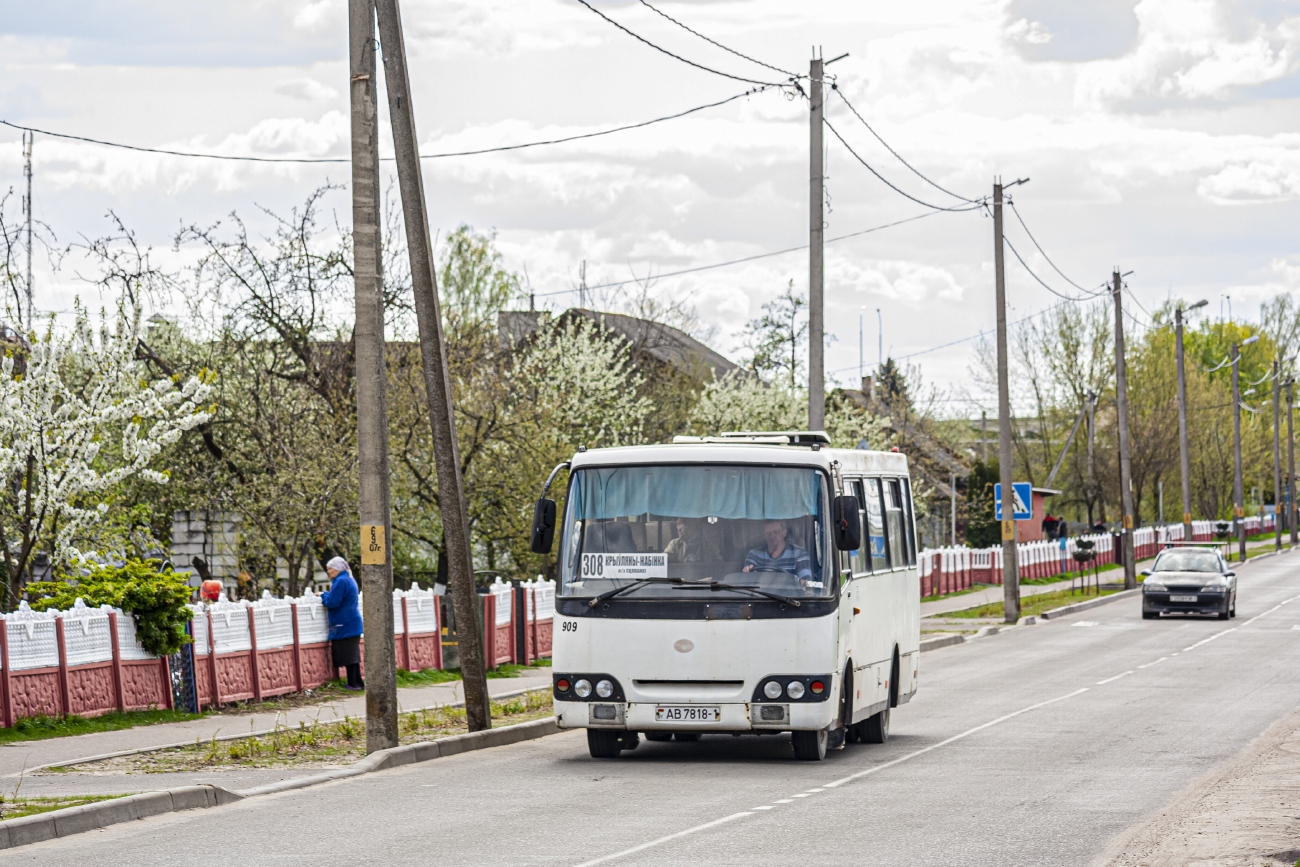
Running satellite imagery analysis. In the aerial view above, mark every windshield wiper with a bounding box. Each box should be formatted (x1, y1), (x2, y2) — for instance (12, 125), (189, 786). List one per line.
(587, 577), (681, 607)
(703, 581), (801, 607)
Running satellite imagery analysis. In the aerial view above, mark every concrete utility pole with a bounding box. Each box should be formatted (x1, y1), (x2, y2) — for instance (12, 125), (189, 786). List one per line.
(808, 53), (825, 430)
(950, 472), (957, 546)
(1175, 300), (1206, 543)
(373, 0), (491, 731)
(1230, 338), (1255, 563)
(1112, 271), (1137, 589)
(22, 130), (32, 333)
(1275, 360), (1283, 551)
(1289, 379), (1297, 546)
(992, 181), (1019, 622)
(347, 0), (398, 752)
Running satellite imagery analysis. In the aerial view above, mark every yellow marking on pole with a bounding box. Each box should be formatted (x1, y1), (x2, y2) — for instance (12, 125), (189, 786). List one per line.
(361, 524), (387, 565)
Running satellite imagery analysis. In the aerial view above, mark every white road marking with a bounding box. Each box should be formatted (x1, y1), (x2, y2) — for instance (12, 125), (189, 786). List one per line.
(792, 793), (810, 798)
(1240, 593), (1300, 628)
(752, 806), (775, 811)
(804, 788), (825, 793)
(1073, 621), (1099, 628)
(1137, 657), (1169, 669)
(1096, 671), (1134, 685)
(571, 812), (753, 867)
(569, 688), (1090, 866)
(823, 688), (1089, 790)
(1183, 628), (1236, 652)
(774, 799), (793, 804)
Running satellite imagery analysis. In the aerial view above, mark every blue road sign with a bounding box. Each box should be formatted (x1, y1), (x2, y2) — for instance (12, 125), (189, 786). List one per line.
(994, 482), (1033, 521)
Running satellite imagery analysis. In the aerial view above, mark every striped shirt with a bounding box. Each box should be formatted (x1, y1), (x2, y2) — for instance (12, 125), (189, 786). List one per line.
(743, 543), (813, 582)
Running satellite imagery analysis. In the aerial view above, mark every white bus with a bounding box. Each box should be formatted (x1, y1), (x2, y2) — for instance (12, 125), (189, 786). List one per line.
(529, 431), (921, 761)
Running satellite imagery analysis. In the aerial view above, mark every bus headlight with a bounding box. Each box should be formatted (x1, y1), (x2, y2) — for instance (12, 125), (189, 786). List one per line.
(596, 679), (614, 698)
(574, 679), (593, 698)
(763, 681), (784, 700)
(786, 681), (806, 700)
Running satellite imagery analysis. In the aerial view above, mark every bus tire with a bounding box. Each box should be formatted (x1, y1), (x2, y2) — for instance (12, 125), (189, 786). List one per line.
(674, 732), (701, 742)
(587, 730), (623, 758)
(792, 729), (828, 761)
(862, 706), (890, 744)
(645, 732), (673, 742)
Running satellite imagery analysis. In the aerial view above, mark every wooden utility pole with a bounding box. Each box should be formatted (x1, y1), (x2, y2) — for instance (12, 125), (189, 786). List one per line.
(1274, 360), (1283, 551)
(1112, 271), (1136, 589)
(993, 181), (1019, 622)
(373, 0), (491, 731)
(347, 0), (398, 752)
(808, 53), (825, 431)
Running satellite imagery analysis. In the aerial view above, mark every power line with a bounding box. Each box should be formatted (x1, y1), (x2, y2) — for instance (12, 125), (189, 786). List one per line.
(571, 0), (788, 87)
(0, 87), (774, 164)
(829, 87), (978, 205)
(1007, 200), (1102, 296)
(634, 0), (796, 78)
(821, 117), (985, 213)
(534, 210), (952, 299)
(1003, 236), (1107, 303)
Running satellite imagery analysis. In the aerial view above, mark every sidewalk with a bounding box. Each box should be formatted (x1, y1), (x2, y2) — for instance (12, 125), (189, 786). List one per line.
(0, 672), (552, 780)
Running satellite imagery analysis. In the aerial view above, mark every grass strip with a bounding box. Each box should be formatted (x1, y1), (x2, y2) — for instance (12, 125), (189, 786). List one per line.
(64, 689), (555, 774)
(394, 658), (551, 689)
(945, 587), (1119, 619)
(0, 709), (204, 746)
(0, 794), (129, 821)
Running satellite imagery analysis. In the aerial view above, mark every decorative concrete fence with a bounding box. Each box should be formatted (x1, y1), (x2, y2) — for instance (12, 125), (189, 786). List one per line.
(0, 600), (172, 727)
(0, 579), (557, 727)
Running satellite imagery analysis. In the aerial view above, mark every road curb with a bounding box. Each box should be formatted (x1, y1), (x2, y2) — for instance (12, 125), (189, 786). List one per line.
(0, 716), (562, 850)
(1038, 588), (1139, 620)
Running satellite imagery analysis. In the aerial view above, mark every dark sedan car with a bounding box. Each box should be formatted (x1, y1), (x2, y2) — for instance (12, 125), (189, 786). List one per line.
(1141, 546), (1236, 620)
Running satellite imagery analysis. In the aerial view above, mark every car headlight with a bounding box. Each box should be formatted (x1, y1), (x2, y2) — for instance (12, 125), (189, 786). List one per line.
(1144, 581), (1166, 590)
(763, 681), (783, 700)
(1200, 585), (1225, 592)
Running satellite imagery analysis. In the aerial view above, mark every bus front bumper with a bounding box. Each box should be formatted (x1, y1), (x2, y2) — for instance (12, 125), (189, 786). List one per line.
(554, 700), (838, 732)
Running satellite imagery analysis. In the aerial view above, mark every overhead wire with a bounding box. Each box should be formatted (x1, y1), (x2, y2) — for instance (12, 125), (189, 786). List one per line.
(1007, 200), (1104, 297)
(571, 0), (788, 87)
(829, 87), (979, 205)
(533, 210), (952, 298)
(1, 87), (777, 164)
(634, 0), (797, 78)
(1003, 236), (1107, 303)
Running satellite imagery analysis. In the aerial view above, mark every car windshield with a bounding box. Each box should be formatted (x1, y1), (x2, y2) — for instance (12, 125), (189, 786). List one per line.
(1152, 550), (1223, 573)
(559, 465), (831, 600)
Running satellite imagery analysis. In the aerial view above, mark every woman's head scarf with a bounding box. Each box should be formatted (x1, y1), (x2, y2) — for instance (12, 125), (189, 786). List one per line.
(326, 556), (352, 576)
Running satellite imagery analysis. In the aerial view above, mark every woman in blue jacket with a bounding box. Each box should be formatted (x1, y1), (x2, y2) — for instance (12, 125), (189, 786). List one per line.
(321, 556), (364, 690)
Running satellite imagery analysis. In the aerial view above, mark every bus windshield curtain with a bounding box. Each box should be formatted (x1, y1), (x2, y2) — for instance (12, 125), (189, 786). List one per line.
(573, 466), (820, 521)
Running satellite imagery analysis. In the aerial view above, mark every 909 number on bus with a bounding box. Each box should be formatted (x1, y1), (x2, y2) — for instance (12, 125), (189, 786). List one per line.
(580, 554), (605, 577)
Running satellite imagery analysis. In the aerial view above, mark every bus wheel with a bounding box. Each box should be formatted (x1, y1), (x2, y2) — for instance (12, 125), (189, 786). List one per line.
(792, 729), (828, 761)
(862, 706), (890, 744)
(588, 730), (623, 758)
(645, 732), (673, 742)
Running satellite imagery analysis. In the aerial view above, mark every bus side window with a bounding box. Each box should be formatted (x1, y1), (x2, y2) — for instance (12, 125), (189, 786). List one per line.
(884, 479), (907, 570)
(863, 477), (889, 572)
(901, 478), (918, 566)
(848, 479), (867, 576)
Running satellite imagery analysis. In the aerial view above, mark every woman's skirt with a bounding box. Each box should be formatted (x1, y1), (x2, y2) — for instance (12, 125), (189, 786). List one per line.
(331, 635), (361, 667)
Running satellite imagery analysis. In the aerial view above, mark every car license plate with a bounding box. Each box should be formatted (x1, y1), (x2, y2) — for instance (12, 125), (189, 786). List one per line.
(655, 705), (721, 722)
(1170, 594), (1198, 602)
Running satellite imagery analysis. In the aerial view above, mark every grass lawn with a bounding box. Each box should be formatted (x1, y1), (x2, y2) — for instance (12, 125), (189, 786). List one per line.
(945, 587), (1120, 619)
(395, 658), (551, 689)
(921, 583), (992, 603)
(0, 794), (129, 821)
(0, 709), (204, 746)
(64, 689), (554, 773)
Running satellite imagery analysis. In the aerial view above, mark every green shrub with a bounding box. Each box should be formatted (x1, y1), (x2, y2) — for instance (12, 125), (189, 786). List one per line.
(28, 560), (193, 657)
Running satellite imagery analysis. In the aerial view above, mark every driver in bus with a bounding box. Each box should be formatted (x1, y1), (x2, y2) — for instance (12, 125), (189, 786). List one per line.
(742, 520), (813, 583)
(664, 517), (721, 563)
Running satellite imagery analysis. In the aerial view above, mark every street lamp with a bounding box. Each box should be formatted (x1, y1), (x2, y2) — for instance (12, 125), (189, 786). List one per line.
(1175, 299), (1207, 543)
(1232, 334), (1260, 562)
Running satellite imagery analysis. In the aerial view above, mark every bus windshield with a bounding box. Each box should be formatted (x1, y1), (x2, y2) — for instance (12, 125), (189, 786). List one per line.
(559, 465), (831, 600)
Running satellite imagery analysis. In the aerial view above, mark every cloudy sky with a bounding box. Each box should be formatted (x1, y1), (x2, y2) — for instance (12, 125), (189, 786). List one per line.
(2, 0), (1300, 413)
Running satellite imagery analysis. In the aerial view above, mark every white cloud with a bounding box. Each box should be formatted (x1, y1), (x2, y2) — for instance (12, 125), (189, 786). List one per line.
(273, 77), (338, 102)
(1007, 17), (1053, 46)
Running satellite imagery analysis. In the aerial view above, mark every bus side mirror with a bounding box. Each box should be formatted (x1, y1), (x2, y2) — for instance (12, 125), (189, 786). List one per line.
(530, 498), (557, 554)
(833, 495), (861, 551)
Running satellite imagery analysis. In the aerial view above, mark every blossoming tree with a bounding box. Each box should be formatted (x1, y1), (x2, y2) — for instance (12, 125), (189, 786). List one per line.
(0, 304), (212, 609)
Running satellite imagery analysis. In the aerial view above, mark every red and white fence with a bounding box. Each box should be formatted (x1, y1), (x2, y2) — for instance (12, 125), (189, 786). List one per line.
(0, 579), (557, 727)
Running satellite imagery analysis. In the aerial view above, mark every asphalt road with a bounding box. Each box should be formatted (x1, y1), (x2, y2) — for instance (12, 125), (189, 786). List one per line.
(16, 551), (1300, 866)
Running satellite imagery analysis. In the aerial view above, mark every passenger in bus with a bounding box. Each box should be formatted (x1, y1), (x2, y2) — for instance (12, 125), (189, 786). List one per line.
(664, 517), (721, 563)
(741, 520), (813, 582)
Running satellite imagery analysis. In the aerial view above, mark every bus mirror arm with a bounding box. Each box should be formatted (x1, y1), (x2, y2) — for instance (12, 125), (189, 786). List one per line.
(530, 462), (570, 555)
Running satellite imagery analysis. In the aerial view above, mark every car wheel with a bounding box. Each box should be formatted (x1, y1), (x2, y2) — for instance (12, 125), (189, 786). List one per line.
(1218, 599), (1231, 620)
(1142, 610), (1157, 620)
(645, 732), (673, 742)
(1230, 592), (1237, 618)
(792, 729), (828, 761)
(862, 706), (890, 744)
(587, 730), (623, 758)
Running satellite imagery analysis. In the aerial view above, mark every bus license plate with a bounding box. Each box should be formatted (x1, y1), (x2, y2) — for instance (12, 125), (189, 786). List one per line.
(655, 705), (721, 722)
(1170, 595), (1198, 602)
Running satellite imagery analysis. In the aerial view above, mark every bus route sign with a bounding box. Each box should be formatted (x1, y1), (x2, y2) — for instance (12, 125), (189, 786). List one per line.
(580, 553), (668, 580)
